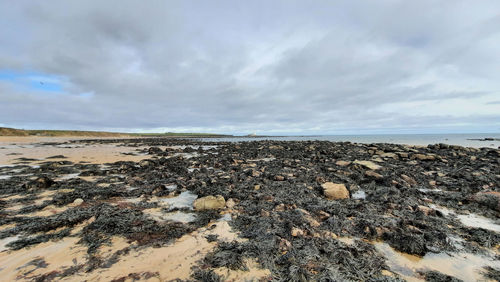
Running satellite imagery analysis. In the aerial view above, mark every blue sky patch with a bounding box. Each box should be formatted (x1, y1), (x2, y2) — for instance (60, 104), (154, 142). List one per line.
(0, 69), (65, 93)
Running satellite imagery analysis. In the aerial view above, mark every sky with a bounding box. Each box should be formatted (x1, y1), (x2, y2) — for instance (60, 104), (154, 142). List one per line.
(0, 0), (499, 135)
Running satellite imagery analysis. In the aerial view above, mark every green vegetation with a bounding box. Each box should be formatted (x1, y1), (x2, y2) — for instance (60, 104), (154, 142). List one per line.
(0, 127), (231, 138)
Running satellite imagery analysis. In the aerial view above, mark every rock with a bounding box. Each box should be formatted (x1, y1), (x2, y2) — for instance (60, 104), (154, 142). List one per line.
(335, 160), (351, 167)
(413, 154), (435, 161)
(416, 205), (433, 216)
(251, 170), (261, 177)
(193, 195), (226, 211)
(139, 159), (155, 167)
(353, 160), (382, 170)
(225, 198), (236, 209)
(365, 170), (383, 180)
(381, 270), (394, 277)
(401, 174), (417, 186)
(472, 191), (500, 211)
(274, 204), (285, 212)
(296, 209), (321, 227)
(278, 238), (292, 253)
(254, 184), (261, 190)
(429, 180), (437, 186)
(380, 152), (398, 159)
(26, 176), (54, 189)
(318, 211), (331, 220)
(321, 182), (349, 200)
(397, 152), (409, 159)
(291, 227), (304, 237)
(274, 175), (285, 181)
(73, 198), (84, 205)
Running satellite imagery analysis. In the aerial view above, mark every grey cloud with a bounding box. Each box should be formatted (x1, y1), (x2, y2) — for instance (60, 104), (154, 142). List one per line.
(0, 0), (499, 134)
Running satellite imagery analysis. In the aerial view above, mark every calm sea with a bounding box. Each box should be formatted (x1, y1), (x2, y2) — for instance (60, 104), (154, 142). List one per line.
(200, 133), (500, 149)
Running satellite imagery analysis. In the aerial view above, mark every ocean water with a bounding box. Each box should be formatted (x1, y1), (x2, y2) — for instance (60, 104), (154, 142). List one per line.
(200, 133), (500, 148)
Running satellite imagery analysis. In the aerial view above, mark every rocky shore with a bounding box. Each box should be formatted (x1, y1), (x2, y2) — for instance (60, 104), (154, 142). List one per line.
(0, 138), (499, 281)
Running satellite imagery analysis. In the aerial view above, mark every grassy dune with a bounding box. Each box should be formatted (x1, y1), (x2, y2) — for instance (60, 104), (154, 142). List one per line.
(0, 127), (230, 138)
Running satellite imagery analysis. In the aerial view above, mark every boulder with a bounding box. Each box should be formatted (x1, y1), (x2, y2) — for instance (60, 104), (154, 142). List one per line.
(193, 195), (226, 211)
(322, 182), (349, 200)
(353, 160), (382, 170)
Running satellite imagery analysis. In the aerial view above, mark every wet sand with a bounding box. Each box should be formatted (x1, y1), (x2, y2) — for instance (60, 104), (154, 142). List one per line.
(0, 137), (499, 281)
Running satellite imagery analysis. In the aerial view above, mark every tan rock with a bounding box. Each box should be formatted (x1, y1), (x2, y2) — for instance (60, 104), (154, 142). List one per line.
(380, 152), (398, 159)
(353, 160), (382, 170)
(321, 182), (349, 200)
(193, 195), (226, 211)
(254, 184), (261, 190)
(365, 170), (383, 180)
(291, 227), (304, 237)
(73, 198), (84, 205)
(416, 205), (433, 216)
(414, 154), (435, 161)
(225, 198), (236, 209)
(401, 174), (417, 186)
(274, 175), (285, 181)
(381, 270), (394, 277)
(335, 160), (351, 167)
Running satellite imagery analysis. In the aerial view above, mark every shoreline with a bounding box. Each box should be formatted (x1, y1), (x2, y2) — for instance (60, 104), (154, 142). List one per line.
(0, 137), (499, 281)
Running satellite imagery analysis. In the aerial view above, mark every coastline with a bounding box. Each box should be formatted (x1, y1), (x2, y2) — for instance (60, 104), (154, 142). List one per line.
(0, 137), (499, 281)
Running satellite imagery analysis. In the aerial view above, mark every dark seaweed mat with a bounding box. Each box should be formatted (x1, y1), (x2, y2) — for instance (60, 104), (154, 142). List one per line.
(1, 138), (499, 281)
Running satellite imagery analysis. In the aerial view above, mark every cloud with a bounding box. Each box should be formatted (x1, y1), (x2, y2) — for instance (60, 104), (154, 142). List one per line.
(0, 0), (499, 134)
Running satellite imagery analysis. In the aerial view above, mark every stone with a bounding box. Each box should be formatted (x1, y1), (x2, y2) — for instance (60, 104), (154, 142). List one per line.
(73, 198), (84, 205)
(321, 182), (349, 200)
(380, 152), (398, 159)
(414, 154), (435, 161)
(26, 176), (54, 189)
(416, 205), (433, 216)
(193, 195), (226, 211)
(278, 238), (292, 253)
(139, 159), (155, 167)
(274, 175), (285, 181)
(401, 174), (417, 186)
(274, 204), (285, 212)
(296, 209), (321, 227)
(381, 270), (394, 277)
(353, 160), (382, 170)
(397, 152), (409, 158)
(335, 160), (351, 167)
(225, 198), (236, 209)
(291, 227), (304, 237)
(254, 184), (261, 190)
(365, 170), (383, 180)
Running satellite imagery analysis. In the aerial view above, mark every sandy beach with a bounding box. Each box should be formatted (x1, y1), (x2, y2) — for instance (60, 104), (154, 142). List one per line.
(0, 137), (499, 281)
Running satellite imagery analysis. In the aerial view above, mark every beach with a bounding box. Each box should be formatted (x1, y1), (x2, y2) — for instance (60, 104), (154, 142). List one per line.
(0, 137), (499, 281)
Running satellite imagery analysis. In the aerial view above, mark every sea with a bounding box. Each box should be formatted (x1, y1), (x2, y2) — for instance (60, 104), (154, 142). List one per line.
(200, 133), (500, 149)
